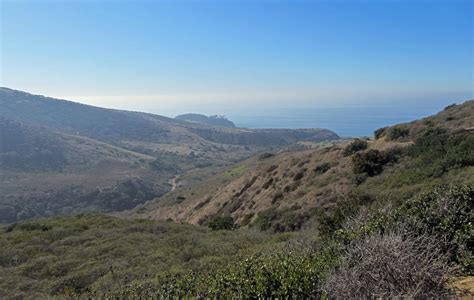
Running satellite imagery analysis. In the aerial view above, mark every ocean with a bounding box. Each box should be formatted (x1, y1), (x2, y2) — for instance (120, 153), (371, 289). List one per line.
(225, 102), (454, 138)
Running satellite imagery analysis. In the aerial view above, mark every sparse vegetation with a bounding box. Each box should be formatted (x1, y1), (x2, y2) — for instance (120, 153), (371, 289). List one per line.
(324, 231), (455, 298)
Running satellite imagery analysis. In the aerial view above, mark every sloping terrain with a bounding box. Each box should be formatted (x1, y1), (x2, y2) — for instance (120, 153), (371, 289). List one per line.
(133, 100), (474, 232)
(0, 100), (472, 298)
(0, 214), (287, 298)
(0, 88), (338, 148)
(0, 88), (339, 222)
(0, 118), (170, 223)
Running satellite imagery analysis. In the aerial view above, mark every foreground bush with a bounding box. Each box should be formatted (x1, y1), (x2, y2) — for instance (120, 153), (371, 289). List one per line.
(400, 185), (473, 272)
(338, 185), (473, 273)
(324, 231), (455, 298)
(114, 246), (340, 298)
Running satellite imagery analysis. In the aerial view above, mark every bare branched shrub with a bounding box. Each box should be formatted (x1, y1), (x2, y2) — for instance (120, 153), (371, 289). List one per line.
(324, 231), (455, 299)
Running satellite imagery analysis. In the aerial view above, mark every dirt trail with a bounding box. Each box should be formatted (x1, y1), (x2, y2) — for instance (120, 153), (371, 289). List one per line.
(170, 174), (181, 192)
(170, 168), (199, 192)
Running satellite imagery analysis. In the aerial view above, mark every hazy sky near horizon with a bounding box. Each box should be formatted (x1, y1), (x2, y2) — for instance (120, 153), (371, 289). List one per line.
(1, 0), (473, 116)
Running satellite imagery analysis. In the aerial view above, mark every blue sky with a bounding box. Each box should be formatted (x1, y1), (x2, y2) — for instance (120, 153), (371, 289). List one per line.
(1, 0), (472, 115)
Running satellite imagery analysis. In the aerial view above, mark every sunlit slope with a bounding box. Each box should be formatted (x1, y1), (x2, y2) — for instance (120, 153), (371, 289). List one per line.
(133, 100), (474, 232)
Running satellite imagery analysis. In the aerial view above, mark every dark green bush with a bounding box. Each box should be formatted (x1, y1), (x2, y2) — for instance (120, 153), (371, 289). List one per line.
(352, 149), (388, 177)
(343, 139), (368, 156)
(314, 163), (331, 175)
(406, 128), (474, 178)
(385, 126), (409, 141)
(253, 207), (309, 233)
(208, 215), (237, 231)
(18, 222), (53, 232)
(293, 169), (306, 181)
(258, 153), (274, 160)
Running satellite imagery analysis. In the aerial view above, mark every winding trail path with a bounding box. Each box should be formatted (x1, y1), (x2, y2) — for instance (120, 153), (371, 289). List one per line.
(170, 168), (199, 192)
(170, 174), (181, 192)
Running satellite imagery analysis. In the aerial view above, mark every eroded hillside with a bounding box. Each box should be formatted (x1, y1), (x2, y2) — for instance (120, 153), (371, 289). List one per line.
(133, 100), (474, 233)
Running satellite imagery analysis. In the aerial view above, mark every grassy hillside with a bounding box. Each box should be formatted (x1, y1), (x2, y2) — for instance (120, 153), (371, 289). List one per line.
(0, 100), (472, 298)
(1, 185), (471, 298)
(0, 214), (289, 298)
(133, 100), (474, 234)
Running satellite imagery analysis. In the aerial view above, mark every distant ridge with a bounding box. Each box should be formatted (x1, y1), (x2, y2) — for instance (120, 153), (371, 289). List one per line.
(175, 113), (236, 128)
(0, 87), (339, 223)
(0, 87), (339, 147)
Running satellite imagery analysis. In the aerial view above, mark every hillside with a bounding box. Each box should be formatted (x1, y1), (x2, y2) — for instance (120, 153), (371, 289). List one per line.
(0, 88), (339, 222)
(0, 88), (338, 148)
(0, 118), (174, 223)
(175, 113), (236, 128)
(1, 100), (472, 298)
(0, 214), (288, 298)
(132, 100), (474, 232)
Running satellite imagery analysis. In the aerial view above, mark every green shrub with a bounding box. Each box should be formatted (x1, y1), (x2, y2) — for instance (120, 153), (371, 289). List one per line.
(343, 139), (368, 156)
(116, 246), (340, 298)
(317, 192), (373, 238)
(338, 185), (473, 273)
(352, 149), (388, 176)
(208, 215), (237, 231)
(398, 128), (474, 180)
(18, 222), (53, 232)
(352, 173), (368, 185)
(399, 185), (473, 272)
(253, 207), (309, 233)
(385, 126), (409, 141)
(258, 153), (274, 160)
(314, 163), (331, 175)
(293, 169), (306, 181)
